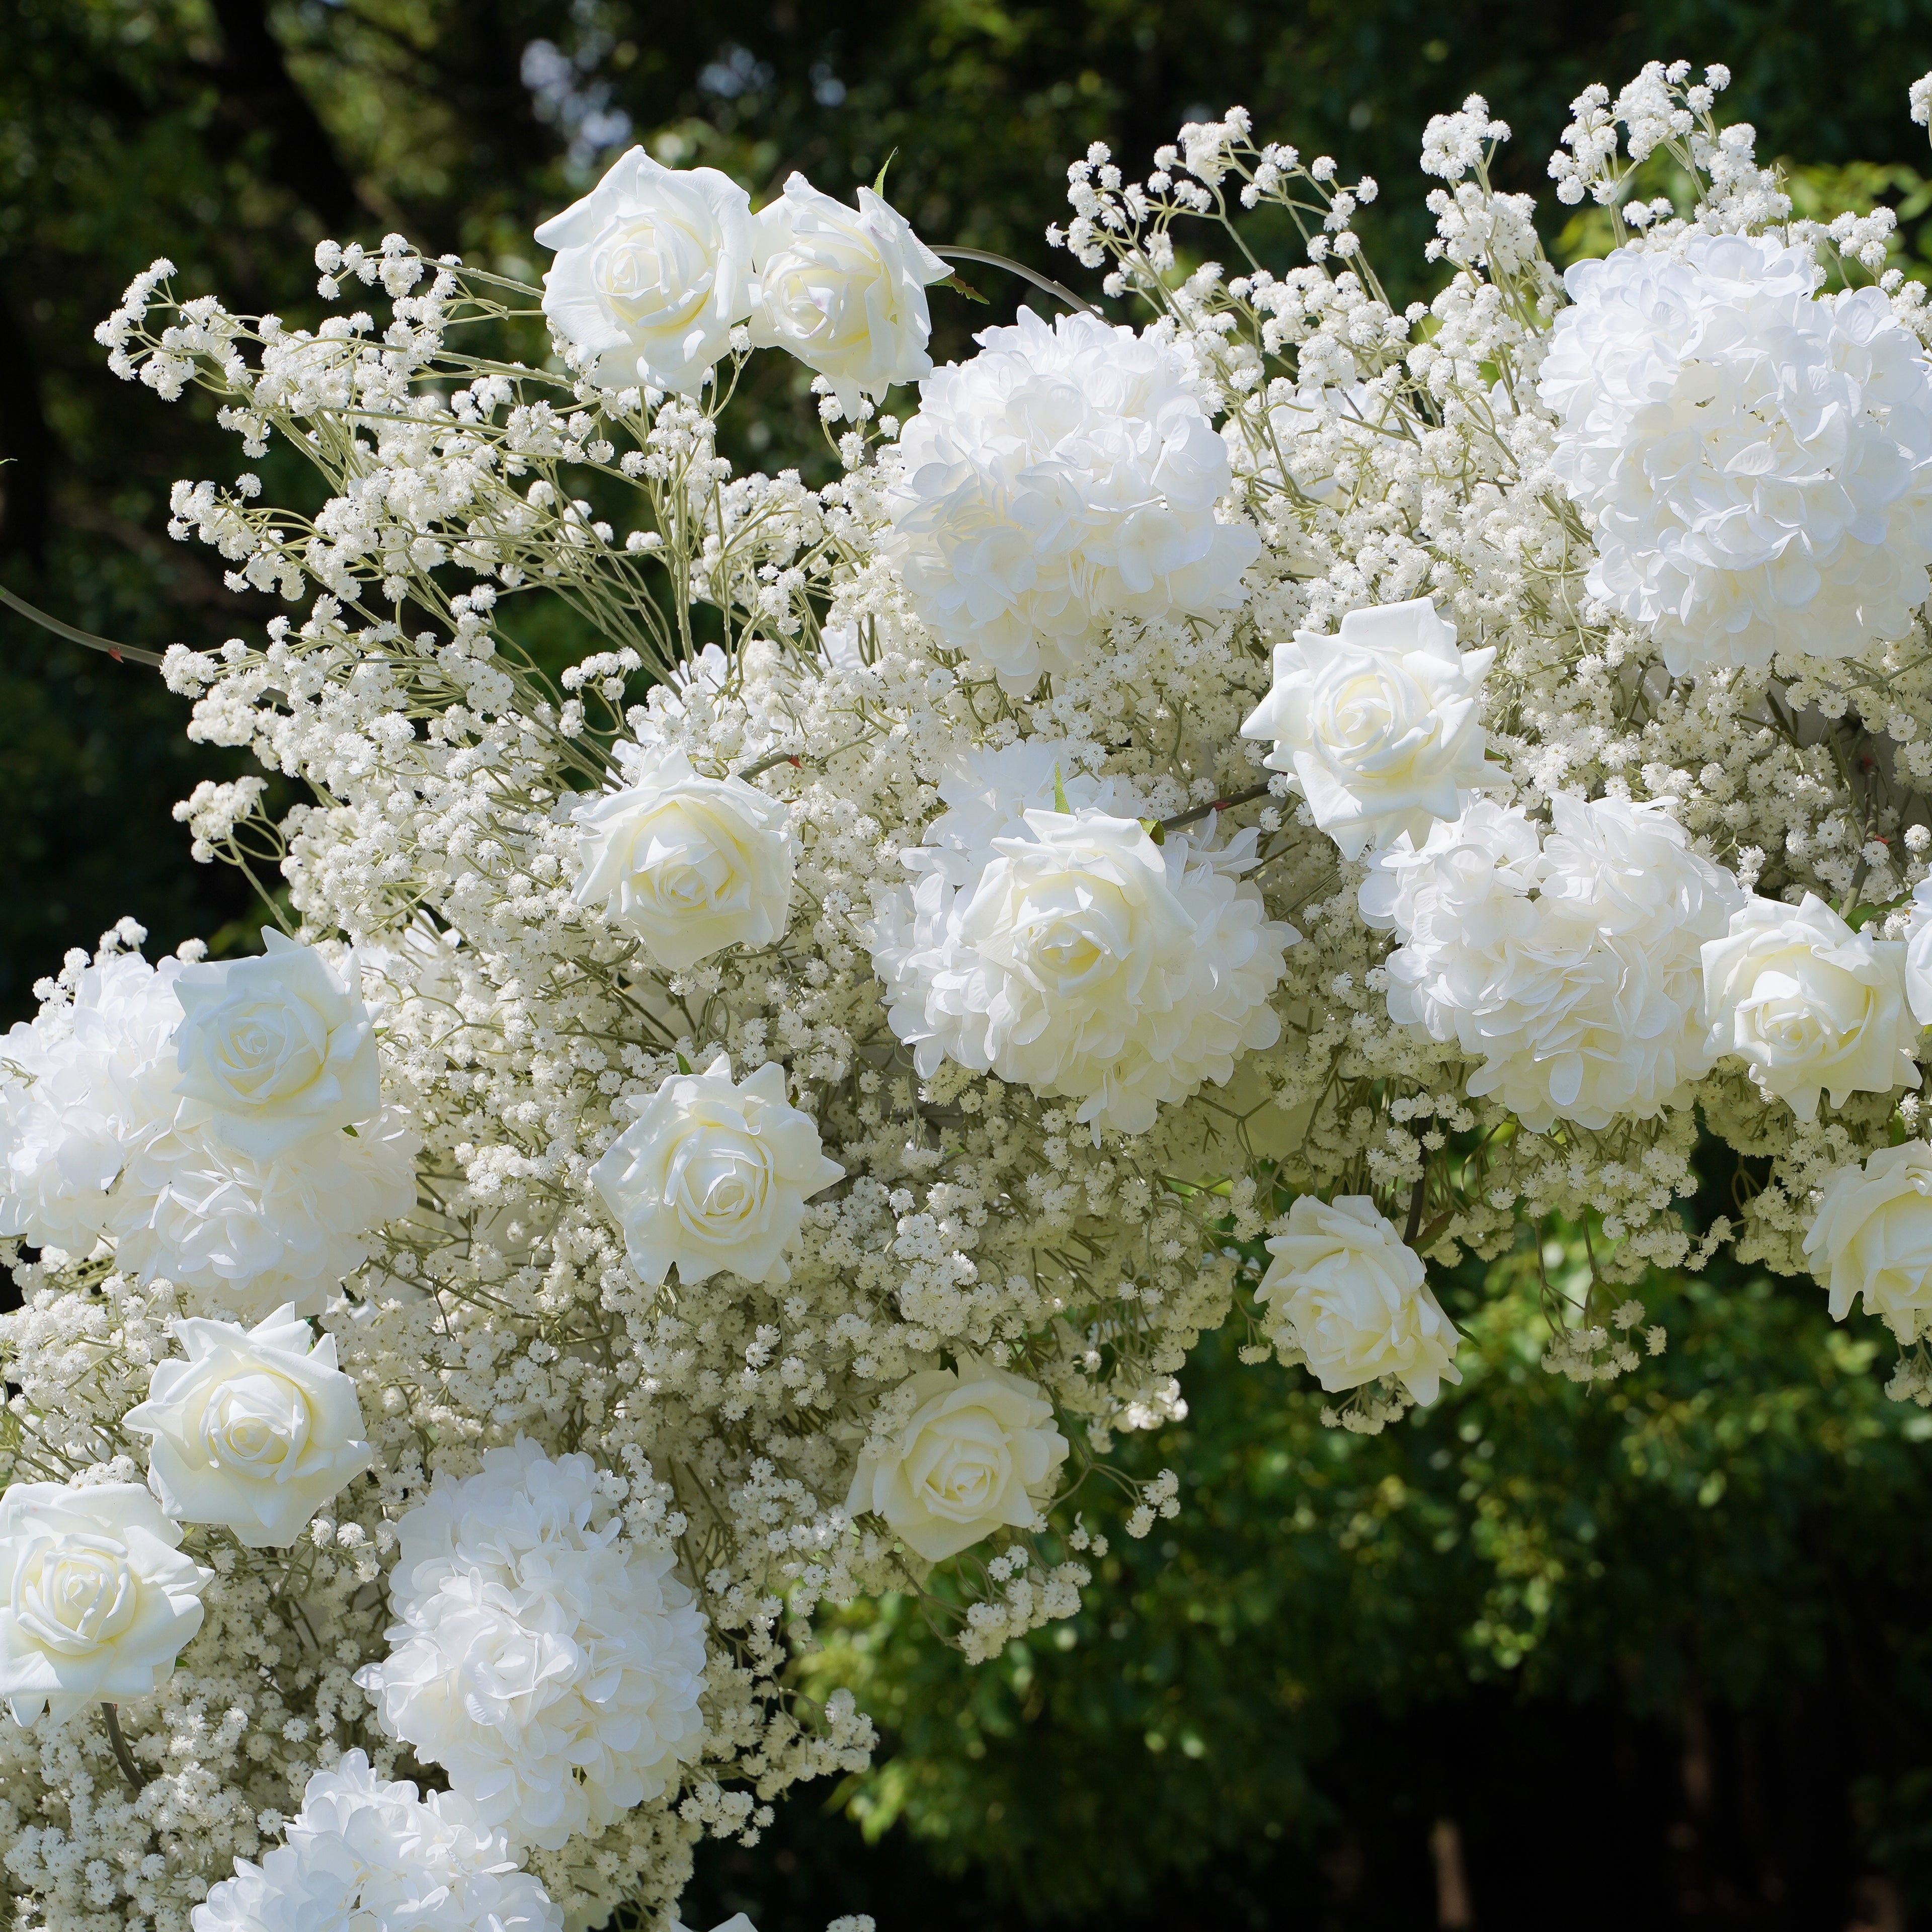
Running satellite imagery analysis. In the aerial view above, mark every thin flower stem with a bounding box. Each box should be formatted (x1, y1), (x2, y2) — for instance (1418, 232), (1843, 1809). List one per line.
(102, 1703), (146, 1793)
(931, 248), (1100, 317)
(1156, 780), (1275, 834)
(0, 583), (168, 668)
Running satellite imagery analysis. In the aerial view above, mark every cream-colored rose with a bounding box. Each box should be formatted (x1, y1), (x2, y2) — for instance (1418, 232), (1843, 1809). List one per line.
(749, 173), (949, 414)
(122, 1305), (374, 1547)
(1240, 597), (1494, 861)
(846, 1359), (1069, 1562)
(1258, 1194), (1462, 1404)
(1804, 1140), (1932, 1340)
(172, 931), (380, 1159)
(0, 1479), (211, 1724)
(572, 747), (794, 971)
(1702, 894), (1922, 1121)
(535, 148), (754, 395)
(591, 1056), (843, 1287)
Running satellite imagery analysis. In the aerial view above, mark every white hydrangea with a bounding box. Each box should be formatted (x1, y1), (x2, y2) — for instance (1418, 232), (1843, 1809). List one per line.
(355, 1442), (709, 1853)
(0, 937), (183, 1254)
(193, 1751), (562, 1932)
(1541, 232), (1932, 674)
(881, 309), (1261, 692)
(1367, 796), (1744, 1132)
(871, 746), (1296, 1134)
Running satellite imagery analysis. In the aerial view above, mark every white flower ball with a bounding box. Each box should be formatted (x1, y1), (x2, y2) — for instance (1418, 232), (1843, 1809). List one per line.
(872, 760), (1296, 1134)
(572, 746), (794, 971)
(590, 1055), (844, 1287)
(172, 931), (381, 1159)
(535, 147), (754, 395)
(1540, 233), (1932, 674)
(881, 309), (1261, 693)
(0, 945), (182, 1254)
(108, 1104), (420, 1318)
(122, 1304), (374, 1547)
(1258, 1194), (1462, 1405)
(1239, 596), (1494, 859)
(192, 1751), (561, 1932)
(749, 172), (950, 414)
(1804, 1140), (1932, 1341)
(354, 1443), (708, 1853)
(0, 1479), (211, 1724)
(1702, 893), (1922, 1121)
(1369, 795), (1744, 1132)
(845, 1357), (1069, 1562)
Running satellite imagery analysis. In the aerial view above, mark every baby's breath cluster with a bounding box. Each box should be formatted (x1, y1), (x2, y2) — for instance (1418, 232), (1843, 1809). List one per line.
(7, 62), (1932, 1931)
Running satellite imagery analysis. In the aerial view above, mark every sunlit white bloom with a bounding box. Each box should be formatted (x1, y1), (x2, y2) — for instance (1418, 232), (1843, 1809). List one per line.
(846, 1359), (1069, 1562)
(1541, 232), (1932, 674)
(0, 1479), (211, 1724)
(535, 147), (754, 394)
(1805, 1140), (1932, 1341)
(1258, 1194), (1461, 1404)
(172, 931), (380, 1159)
(122, 1305), (373, 1547)
(1369, 795), (1744, 1131)
(355, 1443), (708, 1853)
(749, 173), (950, 413)
(1239, 596), (1494, 859)
(591, 1055), (842, 1287)
(108, 1106), (420, 1318)
(0, 944), (182, 1254)
(192, 1750), (562, 1932)
(872, 775), (1296, 1135)
(882, 308), (1261, 692)
(572, 746), (794, 971)
(1702, 894), (1921, 1120)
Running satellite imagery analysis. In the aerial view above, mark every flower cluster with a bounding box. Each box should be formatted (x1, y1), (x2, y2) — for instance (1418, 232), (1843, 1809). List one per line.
(9, 58), (1932, 1932)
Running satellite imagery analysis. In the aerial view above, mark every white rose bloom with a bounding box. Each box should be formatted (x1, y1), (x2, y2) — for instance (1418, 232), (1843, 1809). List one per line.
(1540, 232), (1932, 674)
(749, 172), (950, 413)
(172, 931), (381, 1158)
(1702, 894), (1921, 1120)
(872, 761), (1297, 1135)
(881, 309), (1261, 693)
(846, 1357), (1069, 1562)
(0, 1479), (211, 1724)
(1258, 1194), (1462, 1404)
(572, 746), (794, 971)
(534, 147), (754, 395)
(1903, 875), (1932, 1027)
(192, 1750), (561, 1932)
(591, 1056), (843, 1287)
(1370, 795), (1744, 1132)
(0, 945), (182, 1254)
(1804, 1140), (1932, 1341)
(355, 1443), (708, 1853)
(122, 1305), (374, 1547)
(109, 1105), (420, 1318)
(1239, 596), (1495, 859)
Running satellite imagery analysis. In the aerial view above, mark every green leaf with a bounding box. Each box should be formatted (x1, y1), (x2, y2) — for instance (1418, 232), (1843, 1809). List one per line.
(873, 148), (898, 196)
(676, 1051), (694, 1075)
(1052, 764), (1069, 814)
(941, 271), (989, 304)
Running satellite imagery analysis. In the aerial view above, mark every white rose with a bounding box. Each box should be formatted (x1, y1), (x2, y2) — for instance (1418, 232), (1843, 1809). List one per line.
(873, 796), (1295, 1135)
(1903, 875), (1932, 1026)
(845, 1358), (1069, 1562)
(1804, 1140), (1932, 1340)
(591, 1056), (843, 1287)
(534, 147), (754, 395)
(750, 173), (949, 413)
(1258, 1194), (1462, 1404)
(1239, 597), (1494, 860)
(572, 747), (794, 971)
(172, 931), (381, 1159)
(122, 1304), (374, 1547)
(0, 1479), (211, 1724)
(1703, 894), (1922, 1121)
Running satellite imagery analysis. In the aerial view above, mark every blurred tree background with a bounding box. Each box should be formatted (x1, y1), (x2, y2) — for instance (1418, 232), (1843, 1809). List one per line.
(6, 1), (1932, 1924)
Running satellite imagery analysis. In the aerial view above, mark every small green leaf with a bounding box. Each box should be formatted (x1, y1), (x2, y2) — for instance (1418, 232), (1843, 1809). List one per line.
(873, 148), (899, 196)
(676, 1051), (694, 1075)
(941, 271), (989, 304)
(1139, 816), (1166, 846)
(1053, 764), (1069, 814)
(343, 1122), (360, 1137)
